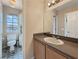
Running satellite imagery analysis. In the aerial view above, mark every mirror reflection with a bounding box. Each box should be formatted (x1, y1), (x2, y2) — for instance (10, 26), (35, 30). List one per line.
(0, 0), (23, 59)
(51, 11), (78, 38)
(44, 1), (78, 38)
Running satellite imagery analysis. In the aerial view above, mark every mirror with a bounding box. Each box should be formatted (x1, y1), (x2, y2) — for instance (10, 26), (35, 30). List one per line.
(43, 5), (78, 38)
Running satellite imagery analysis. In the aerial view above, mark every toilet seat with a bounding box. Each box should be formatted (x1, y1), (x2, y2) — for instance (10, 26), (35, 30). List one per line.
(7, 34), (17, 51)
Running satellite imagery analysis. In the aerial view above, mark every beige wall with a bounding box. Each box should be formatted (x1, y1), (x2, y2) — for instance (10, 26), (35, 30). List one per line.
(3, 5), (21, 15)
(43, 10), (53, 32)
(43, 0), (56, 32)
(23, 0), (44, 59)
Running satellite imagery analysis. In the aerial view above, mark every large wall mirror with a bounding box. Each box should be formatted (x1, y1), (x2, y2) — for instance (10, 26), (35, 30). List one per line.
(50, 11), (78, 38)
(43, 1), (78, 38)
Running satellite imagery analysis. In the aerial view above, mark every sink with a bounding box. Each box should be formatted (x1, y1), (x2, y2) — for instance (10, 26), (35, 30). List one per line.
(44, 37), (64, 45)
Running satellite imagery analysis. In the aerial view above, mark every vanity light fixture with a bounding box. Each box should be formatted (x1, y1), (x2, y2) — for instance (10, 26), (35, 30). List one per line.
(48, 3), (51, 6)
(48, 0), (56, 7)
(48, 0), (63, 7)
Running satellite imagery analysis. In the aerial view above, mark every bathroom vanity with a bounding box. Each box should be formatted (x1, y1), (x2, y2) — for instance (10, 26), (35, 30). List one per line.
(33, 33), (78, 59)
(33, 0), (78, 59)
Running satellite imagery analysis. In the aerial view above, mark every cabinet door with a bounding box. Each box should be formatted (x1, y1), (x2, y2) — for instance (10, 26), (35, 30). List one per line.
(34, 40), (45, 59)
(46, 45), (67, 59)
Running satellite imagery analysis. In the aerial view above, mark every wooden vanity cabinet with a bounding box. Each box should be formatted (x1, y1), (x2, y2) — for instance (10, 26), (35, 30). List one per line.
(46, 45), (67, 59)
(34, 39), (75, 59)
(34, 40), (45, 59)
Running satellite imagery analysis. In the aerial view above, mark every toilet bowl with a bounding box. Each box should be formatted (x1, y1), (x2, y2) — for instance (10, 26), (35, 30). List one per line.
(7, 34), (17, 52)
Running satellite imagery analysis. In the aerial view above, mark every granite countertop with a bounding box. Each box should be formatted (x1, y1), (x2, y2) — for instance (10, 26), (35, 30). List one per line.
(33, 33), (78, 59)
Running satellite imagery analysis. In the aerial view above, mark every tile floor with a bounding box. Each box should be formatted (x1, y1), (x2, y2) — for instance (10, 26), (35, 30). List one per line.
(2, 47), (23, 59)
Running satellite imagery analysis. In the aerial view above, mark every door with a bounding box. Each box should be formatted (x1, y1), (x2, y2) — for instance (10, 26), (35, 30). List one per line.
(64, 11), (78, 38)
(2, 14), (23, 59)
(0, 3), (2, 59)
(34, 40), (45, 59)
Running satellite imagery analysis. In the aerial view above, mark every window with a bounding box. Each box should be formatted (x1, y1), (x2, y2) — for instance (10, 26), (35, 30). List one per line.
(7, 15), (18, 32)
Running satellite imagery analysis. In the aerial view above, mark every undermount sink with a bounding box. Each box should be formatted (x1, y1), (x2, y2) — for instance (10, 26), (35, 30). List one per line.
(44, 37), (64, 45)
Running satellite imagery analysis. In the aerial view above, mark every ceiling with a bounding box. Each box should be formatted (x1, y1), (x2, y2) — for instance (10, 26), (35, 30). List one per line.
(2, 0), (22, 10)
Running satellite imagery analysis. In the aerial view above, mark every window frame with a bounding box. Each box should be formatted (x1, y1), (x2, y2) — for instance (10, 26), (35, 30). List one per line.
(7, 15), (18, 33)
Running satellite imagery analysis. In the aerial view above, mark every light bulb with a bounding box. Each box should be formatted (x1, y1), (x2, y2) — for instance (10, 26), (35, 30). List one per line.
(52, 0), (55, 3)
(48, 3), (50, 6)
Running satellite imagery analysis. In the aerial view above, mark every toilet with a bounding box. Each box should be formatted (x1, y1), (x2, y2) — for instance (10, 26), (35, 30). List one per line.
(7, 34), (17, 52)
